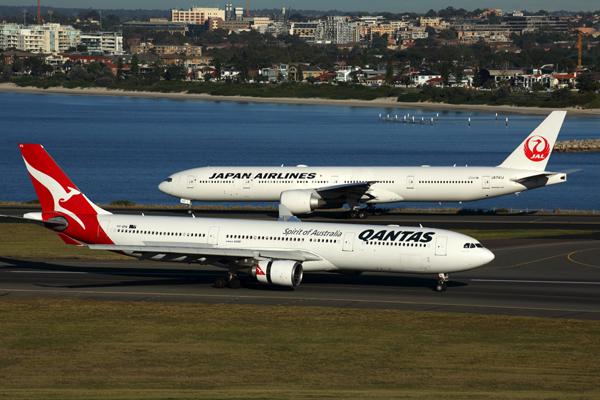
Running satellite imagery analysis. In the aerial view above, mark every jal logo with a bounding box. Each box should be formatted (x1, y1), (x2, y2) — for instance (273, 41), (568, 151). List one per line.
(255, 265), (265, 276)
(524, 135), (550, 162)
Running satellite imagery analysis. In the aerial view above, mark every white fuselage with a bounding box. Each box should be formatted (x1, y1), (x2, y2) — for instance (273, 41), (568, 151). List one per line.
(159, 166), (566, 204)
(97, 214), (493, 274)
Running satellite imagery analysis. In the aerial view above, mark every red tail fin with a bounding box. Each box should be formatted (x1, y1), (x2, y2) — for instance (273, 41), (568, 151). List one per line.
(19, 144), (113, 244)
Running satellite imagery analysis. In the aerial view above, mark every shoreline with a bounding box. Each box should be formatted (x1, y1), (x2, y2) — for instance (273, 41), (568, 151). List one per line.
(1, 82), (598, 115)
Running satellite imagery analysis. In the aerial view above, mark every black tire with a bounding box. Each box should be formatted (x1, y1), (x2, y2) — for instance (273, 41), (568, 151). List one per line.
(213, 277), (228, 289)
(358, 211), (367, 219)
(228, 278), (242, 289)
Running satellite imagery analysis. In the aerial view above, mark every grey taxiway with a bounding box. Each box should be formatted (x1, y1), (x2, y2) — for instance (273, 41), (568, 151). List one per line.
(1, 209), (599, 320)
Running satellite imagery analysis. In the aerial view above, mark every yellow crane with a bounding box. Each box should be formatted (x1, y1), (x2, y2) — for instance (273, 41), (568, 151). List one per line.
(576, 28), (594, 70)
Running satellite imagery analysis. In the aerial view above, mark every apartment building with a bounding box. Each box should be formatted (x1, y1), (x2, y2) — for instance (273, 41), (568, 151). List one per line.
(0, 23), (80, 53)
(171, 7), (225, 25)
(80, 31), (123, 55)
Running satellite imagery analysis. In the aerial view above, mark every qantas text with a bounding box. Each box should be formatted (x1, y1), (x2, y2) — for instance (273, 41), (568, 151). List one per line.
(208, 172), (317, 180)
(358, 229), (435, 243)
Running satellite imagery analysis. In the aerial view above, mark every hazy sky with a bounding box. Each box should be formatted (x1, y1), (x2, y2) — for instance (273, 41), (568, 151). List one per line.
(0, 0), (597, 12)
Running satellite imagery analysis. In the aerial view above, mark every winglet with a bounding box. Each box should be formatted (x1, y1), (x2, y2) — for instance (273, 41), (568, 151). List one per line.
(498, 111), (566, 171)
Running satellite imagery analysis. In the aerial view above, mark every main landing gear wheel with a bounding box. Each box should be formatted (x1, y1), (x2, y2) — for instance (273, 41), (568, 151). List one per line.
(213, 273), (242, 289)
(350, 209), (368, 219)
(435, 273), (449, 292)
(213, 277), (228, 289)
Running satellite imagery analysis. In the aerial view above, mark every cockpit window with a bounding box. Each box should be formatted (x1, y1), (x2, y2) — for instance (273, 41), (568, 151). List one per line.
(464, 243), (484, 249)
(165, 177), (173, 182)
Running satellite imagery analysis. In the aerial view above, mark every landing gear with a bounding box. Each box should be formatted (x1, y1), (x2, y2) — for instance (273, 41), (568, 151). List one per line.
(213, 272), (242, 289)
(350, 209), (368, 219)
(435, 273), (449, 292)
(349, 205), (386, 219)
(180, 198), (193, 215)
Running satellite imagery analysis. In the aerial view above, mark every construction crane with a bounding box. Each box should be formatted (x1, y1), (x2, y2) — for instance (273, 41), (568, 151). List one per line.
(577, 28), (593, 71)
(37, 0), (41, 24)
(578, 31), (583, 69)
(246, 0), (250, 17)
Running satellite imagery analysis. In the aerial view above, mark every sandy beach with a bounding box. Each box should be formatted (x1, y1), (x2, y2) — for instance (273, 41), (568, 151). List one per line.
(0, 82), (598, 116)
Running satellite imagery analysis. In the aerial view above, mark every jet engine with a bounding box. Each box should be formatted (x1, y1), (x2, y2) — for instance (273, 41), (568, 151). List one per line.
(251, 260), (304, 288)
(280, 190), (326, 214)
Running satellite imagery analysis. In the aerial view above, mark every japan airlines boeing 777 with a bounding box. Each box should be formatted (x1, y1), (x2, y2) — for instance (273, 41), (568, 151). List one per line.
(159, 111), (567, 218)
(11, 144), (493, 291)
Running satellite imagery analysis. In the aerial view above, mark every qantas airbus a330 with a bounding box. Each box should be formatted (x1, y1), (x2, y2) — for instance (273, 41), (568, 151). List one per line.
(9, 144), (493, 291)
(159, 111), (567, 218)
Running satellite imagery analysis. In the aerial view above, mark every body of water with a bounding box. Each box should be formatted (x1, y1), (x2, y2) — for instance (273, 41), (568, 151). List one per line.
(1, 92), (599, 210)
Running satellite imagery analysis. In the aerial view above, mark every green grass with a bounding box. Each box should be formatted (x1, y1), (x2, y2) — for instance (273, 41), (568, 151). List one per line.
(0, 299), (598, 399)
(0, 224), (128, 260)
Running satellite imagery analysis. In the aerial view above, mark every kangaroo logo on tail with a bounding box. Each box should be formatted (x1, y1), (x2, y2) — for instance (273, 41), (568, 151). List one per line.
(524, 135), (550, 162)
(22, 158), (87, 230)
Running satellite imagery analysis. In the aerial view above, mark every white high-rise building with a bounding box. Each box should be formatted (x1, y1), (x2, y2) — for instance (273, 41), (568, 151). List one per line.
(0, 23), (80, 53)
(80, 32), (123, 54)
(315, 17), (359, 45)
(0, 23), (21, 49)
(171, 7), (225, 24)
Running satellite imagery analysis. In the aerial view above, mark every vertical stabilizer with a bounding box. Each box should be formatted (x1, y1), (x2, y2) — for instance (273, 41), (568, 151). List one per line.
(19, 144), (112, 244)
(498, 111), (566, 171)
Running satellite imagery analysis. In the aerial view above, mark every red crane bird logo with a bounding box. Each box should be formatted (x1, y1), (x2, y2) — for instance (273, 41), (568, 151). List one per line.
(524, 135), (550, 162)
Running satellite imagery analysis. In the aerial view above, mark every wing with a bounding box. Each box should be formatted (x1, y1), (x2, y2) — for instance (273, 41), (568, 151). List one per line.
(315, 181), (375, 203)
(88, 244), (322, 263)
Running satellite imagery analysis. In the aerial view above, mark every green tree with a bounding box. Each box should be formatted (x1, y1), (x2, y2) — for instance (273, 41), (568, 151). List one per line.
(385, 62), (394, 85)
(454, 64), (464, 86)
(532, 81), (546, 92)
(116, 57), (124, 79)
(576, 73), (599, 93)
(439, 62), (451, 86)
(164, 64), (186, 81)
(131, 54), (139, 76)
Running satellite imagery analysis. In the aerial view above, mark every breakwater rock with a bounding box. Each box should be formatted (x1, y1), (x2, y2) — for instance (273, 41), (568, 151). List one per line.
(554, 139), (600, 152)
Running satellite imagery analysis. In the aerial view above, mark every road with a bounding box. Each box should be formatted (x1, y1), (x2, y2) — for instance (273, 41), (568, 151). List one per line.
(1, 238), (599, 320)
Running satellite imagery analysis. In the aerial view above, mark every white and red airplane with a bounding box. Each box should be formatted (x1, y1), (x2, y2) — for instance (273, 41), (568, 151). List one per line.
(159, 111), (567, 218)
(11, 144), (494, 291)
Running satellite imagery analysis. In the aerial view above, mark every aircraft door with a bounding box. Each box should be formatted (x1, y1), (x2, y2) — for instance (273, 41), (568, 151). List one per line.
(407, 175), (415, 189)
(331, 175), (339, 185)
(342, 232), (354, 252)
(208, 226), (219, 245)
(186, 175), (196, 189)
(482, 176), (490, 189)
(435, 236), (447, 256)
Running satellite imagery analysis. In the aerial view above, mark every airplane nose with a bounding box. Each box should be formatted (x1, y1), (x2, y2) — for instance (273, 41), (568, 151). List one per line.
(158, 180), (172, 195)
(480, 248), (495, 265)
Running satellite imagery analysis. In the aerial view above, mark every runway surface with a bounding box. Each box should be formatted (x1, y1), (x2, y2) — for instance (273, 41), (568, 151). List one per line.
(1, 238), (599, 320)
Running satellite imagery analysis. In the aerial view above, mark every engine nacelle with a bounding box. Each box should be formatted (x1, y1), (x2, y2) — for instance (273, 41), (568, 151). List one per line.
(280, 189), (325, 214)
(251, 260), (304, 288)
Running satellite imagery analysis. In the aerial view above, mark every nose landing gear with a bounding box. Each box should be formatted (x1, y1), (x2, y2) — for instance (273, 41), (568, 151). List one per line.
(435, 273), (449, 292)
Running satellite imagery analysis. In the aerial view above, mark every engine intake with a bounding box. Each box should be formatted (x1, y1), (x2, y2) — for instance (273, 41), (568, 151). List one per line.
(280, 189), (325, 214)
(252, 260), (303, 288)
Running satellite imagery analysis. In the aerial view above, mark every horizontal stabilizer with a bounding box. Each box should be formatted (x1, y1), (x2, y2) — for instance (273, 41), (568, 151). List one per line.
(0, 213), (68, 230)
